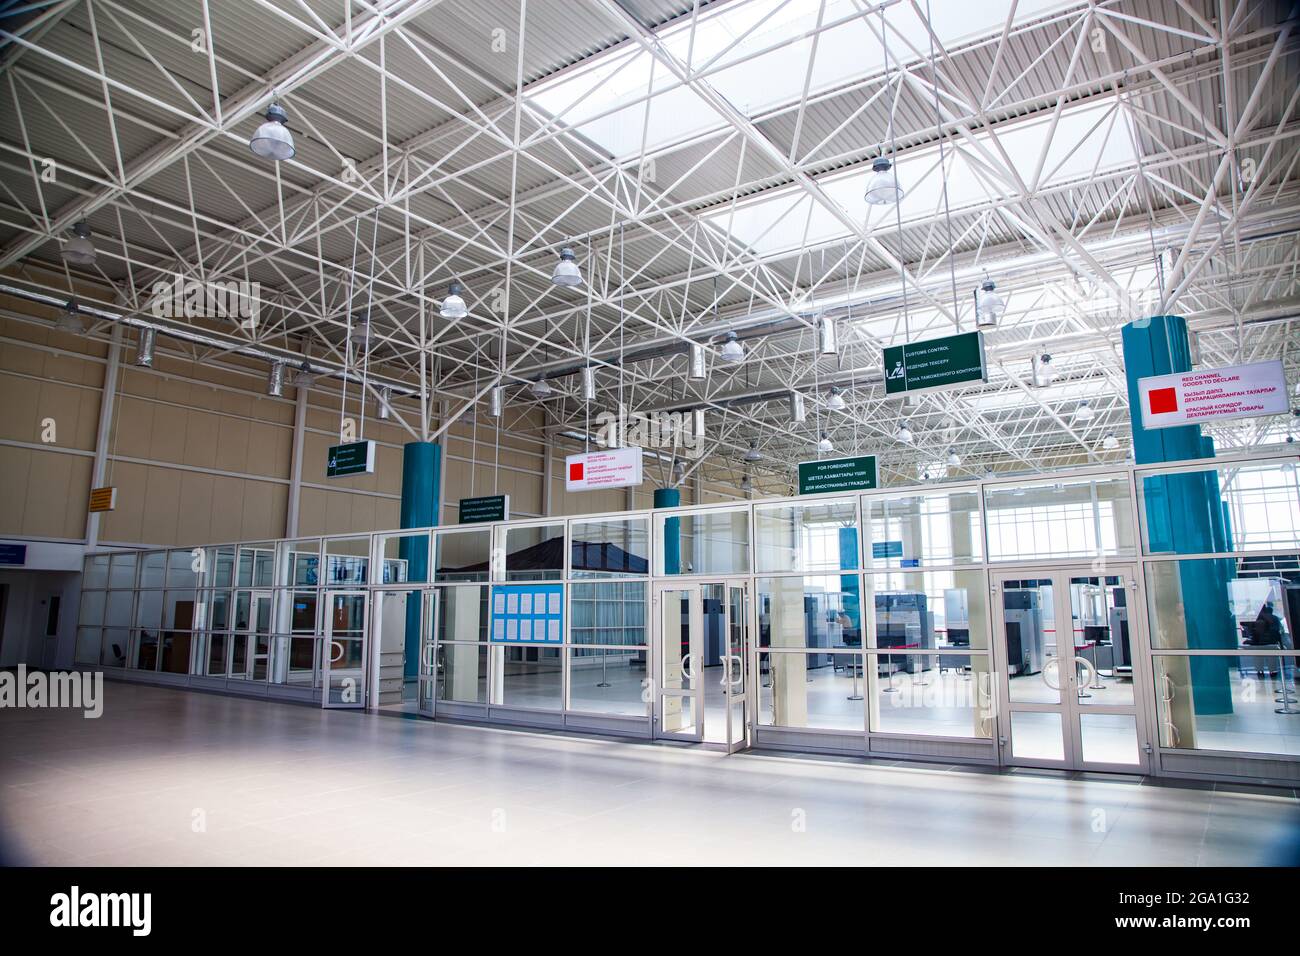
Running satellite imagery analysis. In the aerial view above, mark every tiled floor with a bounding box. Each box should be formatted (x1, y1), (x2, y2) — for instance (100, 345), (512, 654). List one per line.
(1, 682), (1296, 866)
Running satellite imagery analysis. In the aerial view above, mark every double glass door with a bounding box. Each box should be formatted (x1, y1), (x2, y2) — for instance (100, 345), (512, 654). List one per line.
(230, 590), (272, 680)
(654, 580), (750, 752)
(323, 590), (368, 708)
(993, 566), (1150, 772)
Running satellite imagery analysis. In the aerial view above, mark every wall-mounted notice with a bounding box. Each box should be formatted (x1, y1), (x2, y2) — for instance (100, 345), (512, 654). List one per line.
(565, 446), (643, 491)
(883, 331), (987, 395)
(326, 440), (375, 478)
(491, 583), (563, 645)
(1138, 360), (1289, 430)
(458, 495), (509, 524)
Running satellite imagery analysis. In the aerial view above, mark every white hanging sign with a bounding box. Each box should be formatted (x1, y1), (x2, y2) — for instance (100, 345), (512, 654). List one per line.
(1138, 359), (1289, 430)
(566, 447), (643, 491)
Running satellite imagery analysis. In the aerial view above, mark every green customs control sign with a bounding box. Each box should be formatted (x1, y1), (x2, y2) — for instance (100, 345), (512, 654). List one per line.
(884, 330), (987, 395)
(458, 495), (510, 524)
(798, 455), (878, 495)
(326, 440), (375, 478)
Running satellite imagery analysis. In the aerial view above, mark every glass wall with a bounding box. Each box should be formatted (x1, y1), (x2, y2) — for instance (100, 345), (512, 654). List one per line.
(984, 474), (1136, 561)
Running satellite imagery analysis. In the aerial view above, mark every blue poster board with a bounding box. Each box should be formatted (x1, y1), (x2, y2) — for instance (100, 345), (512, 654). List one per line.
(490, 583), (564, 645)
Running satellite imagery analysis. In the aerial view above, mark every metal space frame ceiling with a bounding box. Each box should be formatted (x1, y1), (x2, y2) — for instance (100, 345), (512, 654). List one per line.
(1, 0), (1297, 491)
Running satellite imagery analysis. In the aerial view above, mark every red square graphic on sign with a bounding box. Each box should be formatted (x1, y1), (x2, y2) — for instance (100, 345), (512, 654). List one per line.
(1148, 387), (1178, 414)
(569, 462), (584, 482)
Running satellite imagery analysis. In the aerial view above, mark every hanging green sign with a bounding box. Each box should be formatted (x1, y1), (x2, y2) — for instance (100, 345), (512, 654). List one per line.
(326, 440), (375, 478)
(798, 455), (878, 495)
(883, 330), (987, 395)
(458, 495), (510, 524)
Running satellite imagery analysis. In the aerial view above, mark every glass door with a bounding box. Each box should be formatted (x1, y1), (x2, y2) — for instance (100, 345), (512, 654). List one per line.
(993, 566), (1149, 772)
(323, 590), (368, 709)
(230, 590), (270, 680)
(418, 589), (438, 717)
(250, 592), (272, 681)
(723, 583), (751, 753)
(654, 584), (702, 741)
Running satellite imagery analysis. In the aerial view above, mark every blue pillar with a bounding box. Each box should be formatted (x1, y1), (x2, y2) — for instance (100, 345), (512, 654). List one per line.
(1122, 316), (1233, 714)
(838, 525), (861, 641)
(400, 441), (440, 678)
(655, 487), (680, 575)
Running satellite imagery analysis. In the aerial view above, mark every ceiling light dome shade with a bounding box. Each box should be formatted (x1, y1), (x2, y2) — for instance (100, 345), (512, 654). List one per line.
(743, 440), (761, 463)
(530, 377), (553, 399)
(817, 433), (834, 453)
(826, 387), (846, 412)
(293, 361), (316, 386)
(719, 330), (744, 363)
(864, 156), (903, 205)
(56, 299), (86, 334)
(440, 281), (468, 319)
(250, 103), (295, 161)
(947, 448), (961, 468)
(975, 279), (1005, 327)
(62, 220), (96, 266)
(551, 247), (583, 287)
(740, 475), (753, 492)
(1032, 353), (1054, 387)
(349, 314), (369, 345)
(1074, 400), (1094, 422)
(896, 422), (914, 444)
(1102, 432), (1119, 450)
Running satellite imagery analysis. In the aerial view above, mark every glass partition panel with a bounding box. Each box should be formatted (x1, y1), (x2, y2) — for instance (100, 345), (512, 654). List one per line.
(571, 517), (649, 578)
(75, 628), (100, 665)
(101, 629), (129, 668)
(505, 523), (564, 580)
(108, 552), (138, 588)
(139, 551), (166, 588)
(867, 653), (994, 738)
(863, 489), (982, 567)
(135, 590), (162, 630)
(757, 650), (864, 731)
(238, 543), (275, 587)
(208, 591), (230, 630)
(163, 591), (196, 630)
(757, 575), (863, 651)
(84, 554), (109, 590)
(79, 590), (105, 627)
(434, 529), (490, 582)
(378, 533), (428, 584)
(211, 547), (235, 588)
(437, 644), (487, 703)
(166, 549), (198, 588)
(570, 581), (646, 645)
(984, 474), (1135, 561)
(863, 568), (989, 650)
(278, 538), (322, 587)
(1153, 653), (1299, 755)
(437, 585), (489, 642)
(105, 591), (133, 628)
(1140, 458), (1300, 555)
(494, 645), (562, 710)
(324, 536), (370, 585)
(754, 499), (858, 573)
(657, 509), (749, 575)
(1145, 557), (1297, 650)
(568, 647), (646, 715)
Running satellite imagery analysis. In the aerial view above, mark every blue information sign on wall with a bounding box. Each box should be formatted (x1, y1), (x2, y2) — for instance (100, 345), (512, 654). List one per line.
(490, 583), (564, 645)
(0, 544), (27, 565)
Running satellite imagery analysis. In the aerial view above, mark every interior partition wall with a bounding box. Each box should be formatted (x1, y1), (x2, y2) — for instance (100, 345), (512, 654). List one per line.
(74, 449), (1300, 784)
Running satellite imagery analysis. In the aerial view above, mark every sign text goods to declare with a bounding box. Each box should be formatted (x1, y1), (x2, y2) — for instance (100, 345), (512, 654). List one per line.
(566, 446), (643, 492)
(1138, 360), (1289, 430)
(459, 495), (509, 524)
(490, 583), (564, 645)
(884, 330), (987, 395)
(88, 486), (117, 513)
(326, 439), (376, 478)
(798, 455), (879, 495)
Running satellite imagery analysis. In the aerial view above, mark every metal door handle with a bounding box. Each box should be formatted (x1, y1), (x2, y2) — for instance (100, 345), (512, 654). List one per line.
(681, 653), (696, 681)
(329, 640), (345, 664)
(1072, 655), (1096, 694)
(728, 654), (744, 689)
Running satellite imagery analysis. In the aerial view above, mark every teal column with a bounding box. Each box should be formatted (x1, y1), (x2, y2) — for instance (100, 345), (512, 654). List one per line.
(1122, 316), (1233, 714)
(838, 526), (861, 643)
(655, 487), (680, 575)
(400, 441), (440, 678)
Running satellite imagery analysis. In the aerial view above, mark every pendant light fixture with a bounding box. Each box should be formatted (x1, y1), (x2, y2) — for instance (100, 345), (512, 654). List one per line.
(719, 330), (744, 363)
(293, 361), (316, 387)
(1032, 353), (1054, 387)
(530, 376), (553, 399)
(134, 327), (156, 367)
(743, 440), (762, 463)
(826, 386), (846, 411)
(439, 281), (468, 320)
(946, 447), (961, 468)
(672, 459), (686, 483)
(1102, 432), (1119, 451)
(551, 246), (582, 287)
(249, 102), (295, 161)
(349, 313), (369, 347)
(863, 156), (903, 206)
(1073, 400), (1094, 422)
(740, 474), (753, 493)
(974, 278), (1005, 328)
(895, 421), (914, 444)
(817, 432), (834, 453)
(61, 220), (96, 267)
(56, 299), (86, 334)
